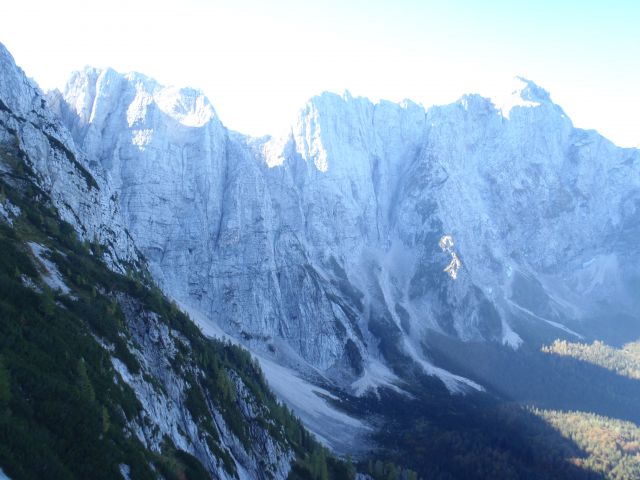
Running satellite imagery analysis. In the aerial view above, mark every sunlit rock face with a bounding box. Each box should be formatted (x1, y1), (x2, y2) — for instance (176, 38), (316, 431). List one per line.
(0, 43), (324, 466)
(54, 71), (640, 390)
(0, 44), (140, 273)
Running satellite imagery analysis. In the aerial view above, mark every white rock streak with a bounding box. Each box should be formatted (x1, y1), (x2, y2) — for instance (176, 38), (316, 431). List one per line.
(28, 242), (71, 294)
(439, 235), (462, 280)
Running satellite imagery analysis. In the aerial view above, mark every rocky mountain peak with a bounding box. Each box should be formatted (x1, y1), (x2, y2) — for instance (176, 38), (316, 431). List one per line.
(44, 54), (640, 414)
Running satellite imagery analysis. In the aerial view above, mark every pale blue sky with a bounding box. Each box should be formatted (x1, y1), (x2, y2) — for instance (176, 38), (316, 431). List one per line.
(3, 0), (639, 146)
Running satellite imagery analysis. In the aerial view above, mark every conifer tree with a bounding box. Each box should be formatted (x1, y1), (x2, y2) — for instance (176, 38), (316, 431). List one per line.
(0, 356), (10, 409)
(77, 358), (95, 402)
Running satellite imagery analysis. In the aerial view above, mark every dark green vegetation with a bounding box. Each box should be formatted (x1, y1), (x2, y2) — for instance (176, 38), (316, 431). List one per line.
(288, 444), (357, 480)
(344, 378), (603, 480)
(2, 116), (639, 480)
(347, 330), (640, 479)
(2, 141), (636, 480)
(0, 152), (157, 479)
(0, 145), (353, 479)
(363, 460), (418, 480)
(426, 333), (640, 425)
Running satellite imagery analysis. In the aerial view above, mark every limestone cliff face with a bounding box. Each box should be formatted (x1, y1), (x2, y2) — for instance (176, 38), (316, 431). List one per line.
(0, 43), (140, 272)
(54, 66), (640, 393)
(0, 43), (297, 478)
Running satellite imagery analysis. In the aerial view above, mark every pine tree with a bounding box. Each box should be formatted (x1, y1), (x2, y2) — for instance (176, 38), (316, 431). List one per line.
(77, 358), (95, 402)
(374, 460), (384, 478)
(318, 448), (329, 480)
(309, 446), (329, 480)
(346, 454), (356, 478)
(386, 463), (398, 480)
(406, 470), (418, 480)
(0, 356), (10, 409)
(102, 405), (111, 433)
(41, 287), (56, 316)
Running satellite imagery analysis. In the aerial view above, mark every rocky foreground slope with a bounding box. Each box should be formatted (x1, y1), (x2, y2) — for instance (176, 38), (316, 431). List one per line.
(0, 41), (351, 480)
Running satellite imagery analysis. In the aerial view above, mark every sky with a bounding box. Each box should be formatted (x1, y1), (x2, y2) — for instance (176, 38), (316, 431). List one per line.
(2, 0), (639, 146)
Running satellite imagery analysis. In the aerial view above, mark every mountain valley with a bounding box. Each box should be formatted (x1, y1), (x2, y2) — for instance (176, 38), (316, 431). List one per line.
(1, 40), (640, 479)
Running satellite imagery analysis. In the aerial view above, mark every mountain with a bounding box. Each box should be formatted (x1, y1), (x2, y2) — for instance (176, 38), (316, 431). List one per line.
(50, 64), (640, 394)
(0, 46), (140, 273)
(3, 38), (640, 480)
(0, 42), (360, 480)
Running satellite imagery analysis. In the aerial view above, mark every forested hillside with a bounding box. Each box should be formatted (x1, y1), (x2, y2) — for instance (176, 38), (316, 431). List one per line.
(0, 141), (349, 479)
